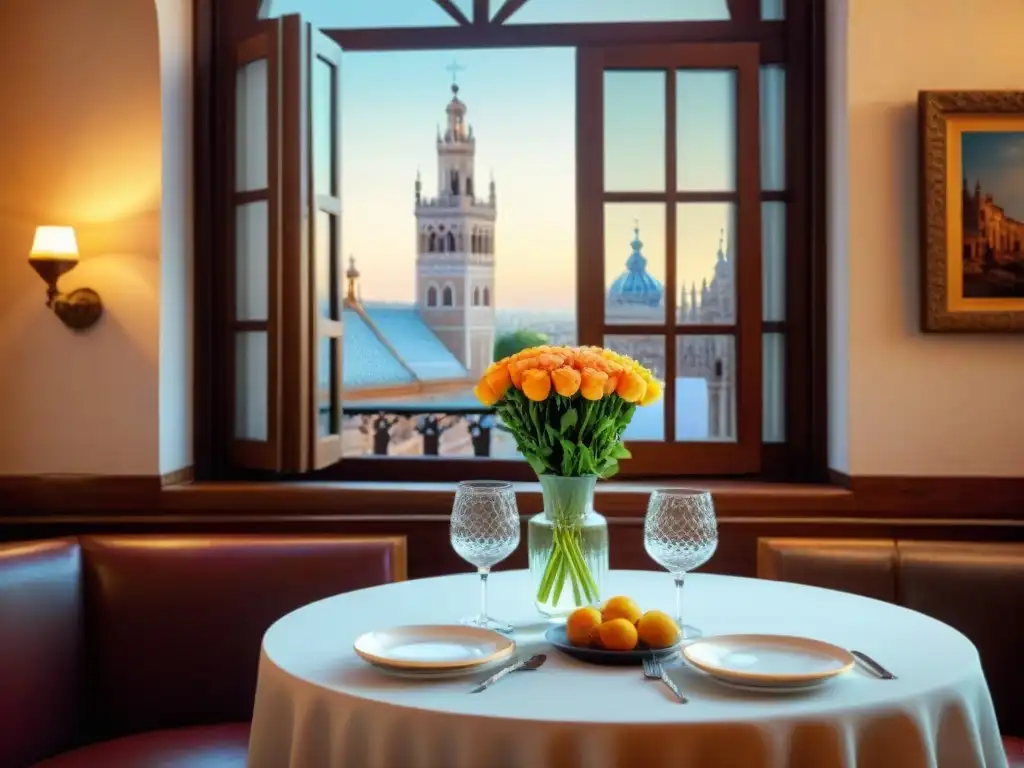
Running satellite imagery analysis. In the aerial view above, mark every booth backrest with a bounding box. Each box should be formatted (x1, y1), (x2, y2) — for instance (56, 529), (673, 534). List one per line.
(0, 540), (82, 768)
(0, 534), (406, 767)
(758, 538), (1024, 737)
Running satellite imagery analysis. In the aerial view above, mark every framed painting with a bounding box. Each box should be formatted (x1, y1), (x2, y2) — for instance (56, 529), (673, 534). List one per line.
(920, 90), (1024, 332)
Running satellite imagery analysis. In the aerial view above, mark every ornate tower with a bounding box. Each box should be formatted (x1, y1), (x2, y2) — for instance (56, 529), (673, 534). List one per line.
(415, 68), (497, 379)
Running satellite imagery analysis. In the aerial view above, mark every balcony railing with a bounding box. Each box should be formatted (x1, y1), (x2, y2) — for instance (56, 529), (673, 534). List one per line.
(342, 403), (501, 458)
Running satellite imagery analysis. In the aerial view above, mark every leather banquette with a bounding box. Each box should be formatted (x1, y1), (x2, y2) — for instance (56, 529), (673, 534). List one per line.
(0, 535), (406, 768)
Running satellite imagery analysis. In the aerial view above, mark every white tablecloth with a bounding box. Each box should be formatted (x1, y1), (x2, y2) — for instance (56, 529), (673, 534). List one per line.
(247, 570), (1007, 768)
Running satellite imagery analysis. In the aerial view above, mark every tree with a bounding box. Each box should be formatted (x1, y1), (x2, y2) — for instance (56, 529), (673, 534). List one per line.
(494, 329), (549, 362)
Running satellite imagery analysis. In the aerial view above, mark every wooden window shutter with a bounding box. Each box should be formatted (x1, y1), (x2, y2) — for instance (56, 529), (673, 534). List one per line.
(229, 16), (344, 472)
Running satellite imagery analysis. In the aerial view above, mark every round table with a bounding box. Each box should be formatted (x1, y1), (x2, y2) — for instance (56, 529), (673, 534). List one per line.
(247, 570), (1007, 768)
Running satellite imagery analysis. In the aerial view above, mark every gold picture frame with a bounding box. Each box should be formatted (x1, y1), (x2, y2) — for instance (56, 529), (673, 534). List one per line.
(919, 90), (1024, 332)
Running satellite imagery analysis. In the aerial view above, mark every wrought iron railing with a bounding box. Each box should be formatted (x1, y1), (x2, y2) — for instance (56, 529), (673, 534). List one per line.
(342, 404), (499, 458)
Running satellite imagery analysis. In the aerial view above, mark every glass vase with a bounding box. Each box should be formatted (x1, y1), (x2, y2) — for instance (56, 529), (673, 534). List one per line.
(528, 475), (609, 618)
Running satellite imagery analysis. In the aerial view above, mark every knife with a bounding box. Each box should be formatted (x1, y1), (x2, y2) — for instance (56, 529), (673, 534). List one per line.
(851, 650), (897, 680)
(470, 654), (546, 693)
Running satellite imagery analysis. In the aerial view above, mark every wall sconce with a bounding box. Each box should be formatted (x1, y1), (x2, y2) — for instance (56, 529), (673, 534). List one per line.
(28, 226), (104, 331)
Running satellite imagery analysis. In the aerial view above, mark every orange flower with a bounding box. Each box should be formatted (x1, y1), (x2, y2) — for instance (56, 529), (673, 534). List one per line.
(551, 366), (581, 397)
(616, 369), (647, 403)
(484, 365), (511, 400)
(508, 360), (524, 389)
(521, 368), (552, 401)
(603, 371), (621, 396)
(640, 376), (663, 406)
(537, 351), (566, 371)
(474, 379), (502, 407)
(579, 368), (608, 400)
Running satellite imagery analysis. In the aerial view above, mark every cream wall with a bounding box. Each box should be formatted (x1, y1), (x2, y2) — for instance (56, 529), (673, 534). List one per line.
(1, 0), (1021, 478)
(0, 0), (191, 476)
(829, 0), (1024, 477)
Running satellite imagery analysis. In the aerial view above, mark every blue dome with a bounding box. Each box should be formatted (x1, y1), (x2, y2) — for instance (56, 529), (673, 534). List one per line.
(608, 225), (664, 307)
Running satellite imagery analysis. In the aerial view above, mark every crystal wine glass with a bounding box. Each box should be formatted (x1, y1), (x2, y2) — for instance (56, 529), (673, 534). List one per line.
(643, 489), (718, 640)
(450, 480), (521, 633)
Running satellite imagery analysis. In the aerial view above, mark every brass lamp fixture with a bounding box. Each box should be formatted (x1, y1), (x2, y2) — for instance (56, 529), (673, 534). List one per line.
(28, 226), (103, 331)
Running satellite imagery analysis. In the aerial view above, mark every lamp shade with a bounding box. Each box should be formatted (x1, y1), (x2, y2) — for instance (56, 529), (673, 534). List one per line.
(30, 226), (79, 261)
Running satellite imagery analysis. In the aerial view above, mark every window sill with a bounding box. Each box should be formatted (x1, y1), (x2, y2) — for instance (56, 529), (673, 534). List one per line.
(159, 479), (852, 517)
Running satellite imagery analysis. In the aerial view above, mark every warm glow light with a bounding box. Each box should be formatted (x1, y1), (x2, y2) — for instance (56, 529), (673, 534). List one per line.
(30, 226), (79, 261)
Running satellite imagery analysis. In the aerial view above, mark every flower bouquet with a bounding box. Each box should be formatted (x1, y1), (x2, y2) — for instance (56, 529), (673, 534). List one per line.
(474, 345), (663, 615)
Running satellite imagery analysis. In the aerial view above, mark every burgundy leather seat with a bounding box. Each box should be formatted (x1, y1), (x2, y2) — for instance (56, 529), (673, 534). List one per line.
(31, 724), (250, 768)
(0, 534), (406, 768)
(758, 537), (1024, 763)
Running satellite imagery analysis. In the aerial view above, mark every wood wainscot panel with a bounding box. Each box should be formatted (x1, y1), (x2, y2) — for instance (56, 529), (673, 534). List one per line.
(1, 476), (1021, 580)
(1, 513), (1020, 581)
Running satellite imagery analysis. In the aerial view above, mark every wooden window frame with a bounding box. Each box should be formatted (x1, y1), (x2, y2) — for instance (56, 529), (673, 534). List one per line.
(576, 42), (763, 476)
(193, 0), (828, 483)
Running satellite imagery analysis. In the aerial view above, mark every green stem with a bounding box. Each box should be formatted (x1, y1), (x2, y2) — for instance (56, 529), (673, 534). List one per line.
(551, 549), (567, 605)
(536, 543), (561, 603)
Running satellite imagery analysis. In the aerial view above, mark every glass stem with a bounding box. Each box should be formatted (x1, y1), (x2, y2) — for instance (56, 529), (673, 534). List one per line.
(674, 573), (685, 628)
(478, 567), (490, 622)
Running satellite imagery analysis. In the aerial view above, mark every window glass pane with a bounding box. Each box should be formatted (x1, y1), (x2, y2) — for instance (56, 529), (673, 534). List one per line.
(318, 337), (337, 437)
(762, 202), (786, 321)
(605, 203), (666, 325)
(763, 332), (785, 442)
(313, 56), (336, 198)
(677, 70), (735, 192)
(678, 203), (734, 325)
(236, 59), (268, 192)
(676, 334), (736, 442)
(235, 331), (268, 441)
(604, 71), (665, 192)
(604, 334), (665, 441)
(760, 66), (786, 191)
(506, 0), (730, 23)
(235, 202), (269, 321)
(264, 0), (458, 27)
(761, 0), (785, 20)
(316, 211), (338, 320)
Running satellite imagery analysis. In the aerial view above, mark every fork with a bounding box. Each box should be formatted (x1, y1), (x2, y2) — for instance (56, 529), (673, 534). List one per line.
(642, 657), (688, 703)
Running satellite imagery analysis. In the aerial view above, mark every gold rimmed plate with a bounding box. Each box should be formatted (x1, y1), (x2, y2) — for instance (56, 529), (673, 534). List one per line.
(682, 634), (854, 687)
(353, 625), (516, 671)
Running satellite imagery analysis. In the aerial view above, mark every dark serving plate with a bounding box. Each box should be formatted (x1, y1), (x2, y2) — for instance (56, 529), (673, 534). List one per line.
(544, 624), (682, 666)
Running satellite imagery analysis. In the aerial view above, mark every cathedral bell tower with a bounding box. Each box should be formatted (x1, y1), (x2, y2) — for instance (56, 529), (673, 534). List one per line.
(414, 65), (497, 380)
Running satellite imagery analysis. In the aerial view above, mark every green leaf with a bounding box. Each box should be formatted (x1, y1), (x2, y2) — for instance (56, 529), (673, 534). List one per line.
(610, 442), (632, 460)
(545, 423), (561, 444)
(559, 439), (577, 476)
(598, 459), (620, 479)
(526, 454), (548, 476)
(559, 409), (578, 435)
(577, 444), (597, 475)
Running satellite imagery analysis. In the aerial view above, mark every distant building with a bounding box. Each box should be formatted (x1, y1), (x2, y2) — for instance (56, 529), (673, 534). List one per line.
(963, 178), (1024, 264)
(341, 77), (498, 401)
(605, 221), (736, 441)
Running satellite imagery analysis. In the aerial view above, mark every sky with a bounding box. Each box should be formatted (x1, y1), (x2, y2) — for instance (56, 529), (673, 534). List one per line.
(268, 0), (756, 312)
(962, 131), (1024, 222)
(267, 0), (732, 27)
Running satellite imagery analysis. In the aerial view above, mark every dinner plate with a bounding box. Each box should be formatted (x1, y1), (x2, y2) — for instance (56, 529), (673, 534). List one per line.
(544, 624), (681, 666)
(682, 634), (854, 686)
(368, 655), (510, 680)
(353, 625), (516, 671)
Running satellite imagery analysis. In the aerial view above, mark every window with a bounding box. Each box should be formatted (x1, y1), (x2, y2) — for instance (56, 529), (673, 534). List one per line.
(208, 0), (825, 481)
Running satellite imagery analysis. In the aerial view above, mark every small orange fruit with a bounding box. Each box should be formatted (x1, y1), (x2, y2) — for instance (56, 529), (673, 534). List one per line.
(636, 610), (680, 649)
(588, 624), (604, 649)
(597, 618), (639, 651)
(601, 595), (642, 625)
(566, 606), (603, 647)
